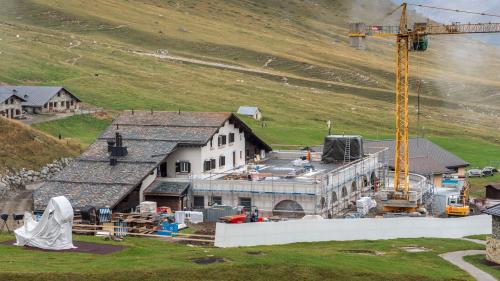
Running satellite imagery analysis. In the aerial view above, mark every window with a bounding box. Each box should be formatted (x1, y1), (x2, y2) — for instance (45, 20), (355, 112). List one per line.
(71, 101), (74, 106)
(57, 92), (61, 97)
(240, 151), (243, 159)
(229, 133), (235, 143)
(194, 196), (205, 209)
(218, 135), (227, 146)
(211, 196), (222, 205)
(44, 103), (48, 109)
(210, 159), (216, 170)
(239, 197), (251, 208)
(219, 156), (226, 167)
(49, 102), (53, 108)
(176, 161), (191, 173)
(210, 137), (213, 148)
(240, 133), (243, 141)
(203, 160), (211, 172)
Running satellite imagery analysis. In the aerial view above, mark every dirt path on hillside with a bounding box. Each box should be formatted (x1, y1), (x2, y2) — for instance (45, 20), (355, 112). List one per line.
(132, 50), (392, 94)
(64, 39), (82, 66)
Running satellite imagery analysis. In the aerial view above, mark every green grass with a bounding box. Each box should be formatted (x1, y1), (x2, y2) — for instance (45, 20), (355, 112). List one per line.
(428, 136), (500, 168)
(0, 0), (497, 154)
(463, 254), (500, 280)
(0, 234), (484, 280)
(0, 118), (80, 171)
(463, 235), (491, 241)
(33, 114), (112, 147)
(468, 174), (500, 198)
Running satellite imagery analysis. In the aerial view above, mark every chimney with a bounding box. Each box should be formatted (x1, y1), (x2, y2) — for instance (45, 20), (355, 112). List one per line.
(151, 108), (153, 115)
(107, 139), (116, 152)
(12, 89), (17, 93)
(110, 158), (118, 166)
(131, 109), (134, 115)
(110, 132), (128, 157)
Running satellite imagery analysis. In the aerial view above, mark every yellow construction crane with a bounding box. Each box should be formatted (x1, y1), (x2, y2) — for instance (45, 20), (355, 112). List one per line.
(349, 2), (500, 211)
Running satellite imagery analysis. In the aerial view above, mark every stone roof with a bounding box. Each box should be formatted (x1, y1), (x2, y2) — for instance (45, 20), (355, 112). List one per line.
(34, 111), (271, 210)
(0, 92), (26, 104)
(34, 182), (134, 210)
(484, 204), (500, 217)
(144, 180), (190, 196)
(99, 125), (216, 145)
(0, 86), (80, 107)
(80, 140), (178, 163)
(364, 138), (469, 176)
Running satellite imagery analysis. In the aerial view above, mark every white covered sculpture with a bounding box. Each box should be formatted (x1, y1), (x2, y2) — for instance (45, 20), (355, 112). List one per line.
(15, 196), (76, 250)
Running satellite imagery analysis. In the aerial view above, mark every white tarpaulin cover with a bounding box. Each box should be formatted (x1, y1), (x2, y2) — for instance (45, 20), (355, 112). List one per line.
(14, 196), (76, 250)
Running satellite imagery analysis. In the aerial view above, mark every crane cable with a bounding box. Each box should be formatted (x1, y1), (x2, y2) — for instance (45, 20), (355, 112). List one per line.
(408, 3), (500, 19)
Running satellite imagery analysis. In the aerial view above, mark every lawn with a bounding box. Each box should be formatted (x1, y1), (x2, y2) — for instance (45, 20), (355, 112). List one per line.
(0, 234), (484, 281)
(33, 114), (112, 147)
(464, 235), (491, 241)
(463, 254), (500, 280)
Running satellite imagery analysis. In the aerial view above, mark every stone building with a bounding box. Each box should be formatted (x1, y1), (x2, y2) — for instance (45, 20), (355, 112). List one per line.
(0, 92), (25, 119)
(34, 111), (270, 212)
(34, 111), (386, 218)
(0, 86), (81, 114)
(484, 204), (500, 264)
(237, 106), (262, 120)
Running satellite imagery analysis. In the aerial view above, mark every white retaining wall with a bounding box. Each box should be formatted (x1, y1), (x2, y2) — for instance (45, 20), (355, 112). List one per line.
(215, 215), (491, 247)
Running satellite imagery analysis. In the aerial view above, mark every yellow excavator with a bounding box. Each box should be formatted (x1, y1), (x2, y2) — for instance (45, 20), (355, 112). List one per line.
(349, 3), (500, 212)
(445, 181), (470, 216)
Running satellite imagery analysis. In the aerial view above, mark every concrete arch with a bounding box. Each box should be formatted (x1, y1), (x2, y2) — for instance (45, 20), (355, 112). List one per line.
(370, 171), (378, 190)
(351, 180), (357, 193)
(361, 175), (368, 189)
(273, 200), (305, 218)
(331, 191), (338, 203)
(341, 186), (348, 198)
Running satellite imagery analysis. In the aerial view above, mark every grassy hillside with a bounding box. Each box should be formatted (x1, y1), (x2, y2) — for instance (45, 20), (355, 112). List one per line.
(0, 0), (498, 163)
(0, 118), (80, 171)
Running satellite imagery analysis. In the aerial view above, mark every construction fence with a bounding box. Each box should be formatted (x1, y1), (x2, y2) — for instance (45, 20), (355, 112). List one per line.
(214, 214), (491, 247)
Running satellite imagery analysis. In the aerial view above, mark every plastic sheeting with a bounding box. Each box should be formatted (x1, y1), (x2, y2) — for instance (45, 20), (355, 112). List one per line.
(15, 196), (76, 250)
(321, 135), (364, 163)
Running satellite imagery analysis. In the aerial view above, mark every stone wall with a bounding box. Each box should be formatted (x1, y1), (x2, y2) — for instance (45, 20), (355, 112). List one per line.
(0, 158), (72, 198)
(486, 216), (500, 264)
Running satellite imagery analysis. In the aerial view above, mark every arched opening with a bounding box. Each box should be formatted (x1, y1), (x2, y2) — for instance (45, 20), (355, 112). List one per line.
(331, 191), (338, 204)
(341, 186), (348, 198)
(361, 175), (368, 189)
(273, 200), (305, 218)
(351, 181), (357, 193)
(370, 171), (377, 191)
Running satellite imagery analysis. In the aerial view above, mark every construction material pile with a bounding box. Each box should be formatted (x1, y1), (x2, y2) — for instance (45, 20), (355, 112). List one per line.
(356, 197), (377, 216)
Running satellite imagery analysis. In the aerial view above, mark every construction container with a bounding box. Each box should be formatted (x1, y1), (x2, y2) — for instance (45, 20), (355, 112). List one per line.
(432, 188), (459, 216)
(202, 205), (240, 222)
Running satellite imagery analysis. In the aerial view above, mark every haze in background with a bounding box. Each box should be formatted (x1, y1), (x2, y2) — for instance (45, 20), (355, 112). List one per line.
(393, 0), (500, 46)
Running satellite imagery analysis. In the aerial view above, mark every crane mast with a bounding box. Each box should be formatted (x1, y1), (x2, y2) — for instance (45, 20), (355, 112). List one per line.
(394, 3), (410, 197)
(349, 2), (500, 212)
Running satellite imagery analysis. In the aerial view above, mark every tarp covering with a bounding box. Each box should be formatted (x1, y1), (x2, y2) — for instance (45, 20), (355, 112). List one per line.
(15, 196), (76, 250)
(321, 135), (364, 163)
